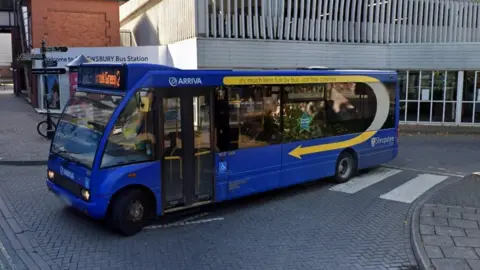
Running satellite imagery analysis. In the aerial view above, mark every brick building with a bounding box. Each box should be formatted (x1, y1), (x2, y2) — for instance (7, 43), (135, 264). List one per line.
(15, 0), (124, 106)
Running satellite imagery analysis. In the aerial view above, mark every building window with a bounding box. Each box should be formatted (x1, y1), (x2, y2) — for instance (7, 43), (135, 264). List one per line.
(444, 71), (458, 122)
(432, 71), (446, 122)
(419, 71), (433, 122)
(398, 71), (407, 121)
(406, 71), (419, 121)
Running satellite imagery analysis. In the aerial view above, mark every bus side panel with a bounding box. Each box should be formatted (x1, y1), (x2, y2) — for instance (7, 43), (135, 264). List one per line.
(214, 153), (229, 202)
(280, 136), (360, 187)
(226, 145), (282, 199)
(355, 129), (398, 170)
(96, 161), (162, 215)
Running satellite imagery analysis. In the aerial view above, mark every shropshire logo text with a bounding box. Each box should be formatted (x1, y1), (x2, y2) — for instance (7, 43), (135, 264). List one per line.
(370, 136), (395, 147)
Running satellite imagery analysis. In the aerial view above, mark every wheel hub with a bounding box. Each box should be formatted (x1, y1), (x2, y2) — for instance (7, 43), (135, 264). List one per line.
(339, 159), (350, 177)
(129, 201), (144, 222)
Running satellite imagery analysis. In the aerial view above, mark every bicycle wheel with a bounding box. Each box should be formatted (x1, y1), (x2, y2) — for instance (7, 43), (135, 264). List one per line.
(37, 120), (57, 139)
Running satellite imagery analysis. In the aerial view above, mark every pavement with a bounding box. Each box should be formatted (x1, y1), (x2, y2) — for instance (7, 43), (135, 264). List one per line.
(0, 89), (479, 269)
(411, 174), (480, 270)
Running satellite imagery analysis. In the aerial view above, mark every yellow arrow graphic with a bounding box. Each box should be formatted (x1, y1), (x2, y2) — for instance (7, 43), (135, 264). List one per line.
(288, 131), (377, 159)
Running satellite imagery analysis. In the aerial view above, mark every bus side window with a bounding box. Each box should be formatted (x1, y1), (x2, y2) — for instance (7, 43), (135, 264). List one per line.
(214, 87), (231, 152)
(380, 82), (396, 129)
(324, 82), (366, 136)
(224, 85), (281, 150)
(282, 84), (326, 142)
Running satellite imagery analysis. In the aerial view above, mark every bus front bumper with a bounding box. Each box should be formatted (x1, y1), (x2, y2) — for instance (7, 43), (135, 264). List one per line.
(46, 180), (109, 219)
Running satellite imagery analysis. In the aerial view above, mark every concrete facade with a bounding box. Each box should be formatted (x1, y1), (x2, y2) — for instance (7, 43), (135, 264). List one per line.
(120, 0), (480, 126)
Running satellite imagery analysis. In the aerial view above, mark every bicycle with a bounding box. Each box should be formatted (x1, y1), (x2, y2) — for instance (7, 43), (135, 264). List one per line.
(37, 113), (59, 139)
(37, 94), (58, 139)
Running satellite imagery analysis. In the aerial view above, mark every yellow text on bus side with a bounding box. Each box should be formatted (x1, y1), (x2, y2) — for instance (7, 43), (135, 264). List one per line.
(223, 75), (379, 85)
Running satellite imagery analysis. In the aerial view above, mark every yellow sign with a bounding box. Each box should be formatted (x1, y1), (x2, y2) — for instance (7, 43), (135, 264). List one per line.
(288, 131), (376, 159)
(223, 75), (379, 85)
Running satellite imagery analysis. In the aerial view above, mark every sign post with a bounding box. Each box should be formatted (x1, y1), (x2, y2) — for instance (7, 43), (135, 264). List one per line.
(41, 38), (55, 139)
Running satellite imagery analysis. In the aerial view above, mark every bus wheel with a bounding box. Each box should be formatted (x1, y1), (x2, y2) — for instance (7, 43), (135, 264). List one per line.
(108, 189), (151, 236)
(334, 151), (357, 183)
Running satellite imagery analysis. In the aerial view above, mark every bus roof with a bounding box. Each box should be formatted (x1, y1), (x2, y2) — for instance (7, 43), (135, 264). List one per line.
(77, 63), (397, 92)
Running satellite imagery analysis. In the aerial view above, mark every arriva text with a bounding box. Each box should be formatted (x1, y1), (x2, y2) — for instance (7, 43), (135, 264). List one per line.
(168, 77), (203, 87)
(60, 167), (75, 180)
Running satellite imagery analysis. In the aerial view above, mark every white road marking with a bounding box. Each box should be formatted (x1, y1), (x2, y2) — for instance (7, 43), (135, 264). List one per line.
(329, 167), (402, 194)
(379, 174), (449, 203)
(179, 212), (209, 222)
(145, 217), (224, 230)
(382, 164), (464, 178)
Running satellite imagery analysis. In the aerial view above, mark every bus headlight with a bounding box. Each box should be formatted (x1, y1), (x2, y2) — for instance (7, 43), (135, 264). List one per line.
(47, 170), (55, 180)
(81, 189), (90, 201)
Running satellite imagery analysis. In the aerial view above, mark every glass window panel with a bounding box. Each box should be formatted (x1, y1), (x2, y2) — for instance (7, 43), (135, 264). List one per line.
(398, 71), (407, 100)
(461, 103), (474, 123)
(475, 103), (480, 123)
(463, 71), (476, 101)
(101, 91), (155, 168)
(324, 82), (370, 136)
(228, 85), (281, 149)
(194, 95), (213, 200)
(407, 71), (419, 100)
(431, 102), (444, 122)
(400, 101), (406, 121)
(406, 102), (418, 121)
(476, 72), (480, 102)
(283, 84), (327, 142)
(163, 97), (183, 203)
(420, 71), (433, 101)
(445, 71), (458, 101)
(419, 102), (431, 122)
(444, 102), (456, 122)
(432, 71), (445, 101)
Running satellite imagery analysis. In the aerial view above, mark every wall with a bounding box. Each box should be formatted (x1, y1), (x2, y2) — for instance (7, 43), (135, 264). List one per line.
(196, 38), (480, 70)
(30, 0), (121, 47)
(120, 0), (196, 45)
(198, 0), (480, 44)
(165, 38), (198, 69)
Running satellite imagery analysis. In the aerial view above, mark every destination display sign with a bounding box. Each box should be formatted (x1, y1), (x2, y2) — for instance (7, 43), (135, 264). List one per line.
(78, 65), (127, 90)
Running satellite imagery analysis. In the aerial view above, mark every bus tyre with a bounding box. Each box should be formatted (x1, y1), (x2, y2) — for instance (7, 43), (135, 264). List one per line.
(334, 152), (357, 183)
(108, 189), (150, 236)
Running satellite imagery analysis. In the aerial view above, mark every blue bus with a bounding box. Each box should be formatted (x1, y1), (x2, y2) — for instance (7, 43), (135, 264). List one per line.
(46, 63), (399, 236)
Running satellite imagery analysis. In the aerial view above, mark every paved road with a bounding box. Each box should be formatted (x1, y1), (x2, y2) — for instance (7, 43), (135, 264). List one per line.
(0, 93), (479, 269)
(390, 132), (480, 177)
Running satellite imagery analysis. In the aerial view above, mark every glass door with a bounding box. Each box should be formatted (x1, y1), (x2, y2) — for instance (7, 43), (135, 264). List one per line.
(159, 88), (214, 211)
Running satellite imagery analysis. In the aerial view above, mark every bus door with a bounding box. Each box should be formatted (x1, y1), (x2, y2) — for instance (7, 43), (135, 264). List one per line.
(158, 88), (215, 211)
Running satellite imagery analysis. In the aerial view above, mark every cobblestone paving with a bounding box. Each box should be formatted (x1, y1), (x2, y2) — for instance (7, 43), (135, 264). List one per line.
(0, 93), (452, 269)
(419, 203), (480, 270)
(0, 91), (50, 163)
(0, 165), (419, 269)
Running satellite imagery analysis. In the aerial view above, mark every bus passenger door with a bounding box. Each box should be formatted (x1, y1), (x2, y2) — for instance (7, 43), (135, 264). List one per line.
(159, 89), (215, 212)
